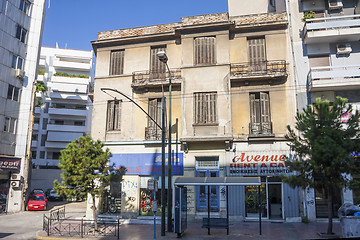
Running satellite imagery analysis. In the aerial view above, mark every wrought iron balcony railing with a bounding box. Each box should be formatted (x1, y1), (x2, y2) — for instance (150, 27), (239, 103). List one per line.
(249, 122), (273, 137)
(145, 126), (163, 141)
(231, 60), (287, 80)
(132, 69), (182, 88)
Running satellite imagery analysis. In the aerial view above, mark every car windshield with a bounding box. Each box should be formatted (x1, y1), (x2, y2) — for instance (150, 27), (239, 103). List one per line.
(31, 195), (44, 201)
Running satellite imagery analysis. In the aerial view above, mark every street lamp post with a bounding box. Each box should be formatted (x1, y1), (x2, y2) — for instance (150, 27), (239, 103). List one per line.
(100, 88), (166, 236)
(157, 51), (173, 232)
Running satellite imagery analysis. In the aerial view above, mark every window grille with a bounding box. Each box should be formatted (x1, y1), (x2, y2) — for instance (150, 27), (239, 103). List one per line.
(194, 37), (216, 65)
(194, 92), (217, 124)
(196, 157), (219, 169)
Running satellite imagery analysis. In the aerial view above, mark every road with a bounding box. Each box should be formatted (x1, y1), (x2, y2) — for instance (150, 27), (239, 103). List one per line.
(0, 201), (86, 240)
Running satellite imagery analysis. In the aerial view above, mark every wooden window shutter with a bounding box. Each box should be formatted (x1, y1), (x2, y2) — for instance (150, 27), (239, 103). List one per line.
(260, 92), (270, 123)
(148, 99), (157, 128)
(194, 92), (217, 124)
(248, 37), (266, 72)
(150, 46), (166, 79)
(107, 101), (114, 130)
(110, 50), (124, 75)
(194, 37), (215, 65)
(250, 93), (257, 124)
(114, 100), (121, 130)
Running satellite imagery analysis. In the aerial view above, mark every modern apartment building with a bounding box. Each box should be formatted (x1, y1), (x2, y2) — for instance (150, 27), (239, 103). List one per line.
(0, 0), (46, 212)
(91, 0), (299, 221)
(288, 0), (360, 220)
(30, 46), (94, 191)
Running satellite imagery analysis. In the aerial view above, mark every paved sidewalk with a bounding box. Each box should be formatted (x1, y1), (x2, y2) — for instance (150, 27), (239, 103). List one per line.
(37, 220), (343, 240)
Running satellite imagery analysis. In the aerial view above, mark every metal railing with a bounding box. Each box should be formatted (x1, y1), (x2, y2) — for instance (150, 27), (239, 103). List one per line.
(132, 69), (181, 87)
(145, 126), (164, 140)
(249, 122), (273, 136)
(49, 206), (65, 223)
(231, 60), (287, 79)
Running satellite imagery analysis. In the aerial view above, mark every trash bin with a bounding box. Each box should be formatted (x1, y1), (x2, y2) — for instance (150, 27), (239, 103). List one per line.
(340, 216), (360, 238)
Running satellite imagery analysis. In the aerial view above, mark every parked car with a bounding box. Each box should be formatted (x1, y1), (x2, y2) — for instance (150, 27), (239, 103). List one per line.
(30, 189), (45, 196)
(26, 194), (47, 211)
(46, 189), (63, 201)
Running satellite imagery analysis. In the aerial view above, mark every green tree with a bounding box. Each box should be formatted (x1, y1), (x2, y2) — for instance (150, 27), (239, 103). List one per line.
(283, 97), (360, 235)
(54, 136), (124, 230)
(36, 81), (48, 93)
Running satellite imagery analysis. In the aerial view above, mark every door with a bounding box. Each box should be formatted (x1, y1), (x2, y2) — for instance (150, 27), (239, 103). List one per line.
(196, 170), (219, 212)
(245, 184), (267, 218)
(268, 184), (282, 219)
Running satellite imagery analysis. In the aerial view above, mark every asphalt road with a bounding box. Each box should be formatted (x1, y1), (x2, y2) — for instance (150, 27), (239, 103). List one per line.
(0, 201), (86, 240)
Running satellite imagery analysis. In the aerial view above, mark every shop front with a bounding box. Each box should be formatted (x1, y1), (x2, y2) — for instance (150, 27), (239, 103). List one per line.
(0, 156), (21, 213)
(226, 148), (300, 222)
(109, 152), (184, 217)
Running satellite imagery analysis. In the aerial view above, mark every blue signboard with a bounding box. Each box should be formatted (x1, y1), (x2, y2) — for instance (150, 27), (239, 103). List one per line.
(110, 153), (183, 175)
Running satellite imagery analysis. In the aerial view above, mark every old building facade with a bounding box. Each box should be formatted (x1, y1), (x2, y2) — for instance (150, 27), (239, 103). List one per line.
(91, 0), (299, 221)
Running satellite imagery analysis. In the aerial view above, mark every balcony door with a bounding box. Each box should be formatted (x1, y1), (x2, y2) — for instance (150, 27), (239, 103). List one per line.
(248, 37), (266, 73)
(150, 46), (166, 80)
(250, 92), (271, 135)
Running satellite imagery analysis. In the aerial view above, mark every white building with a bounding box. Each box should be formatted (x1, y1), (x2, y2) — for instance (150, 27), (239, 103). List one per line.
(30, 46), (94, 191)
(0, 0), (46, 212)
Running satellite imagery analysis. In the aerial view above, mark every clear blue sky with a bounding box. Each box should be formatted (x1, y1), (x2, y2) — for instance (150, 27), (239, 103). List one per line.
(41, 0), (228, 51)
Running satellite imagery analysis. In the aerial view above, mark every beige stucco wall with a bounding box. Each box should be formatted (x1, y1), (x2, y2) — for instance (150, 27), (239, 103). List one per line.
(230, 37), (248, 63)
(228, 0), (269, 16)
(266, 33), (287, 61)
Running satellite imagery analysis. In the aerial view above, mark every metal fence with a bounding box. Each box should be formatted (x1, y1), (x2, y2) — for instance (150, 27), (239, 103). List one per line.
(43, 206), (120, 239)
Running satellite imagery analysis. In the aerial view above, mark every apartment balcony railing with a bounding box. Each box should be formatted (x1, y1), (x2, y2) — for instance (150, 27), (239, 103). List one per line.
(308, 65), (360, 91)
(304, 14), (360, 44)
(249, 122), (273, 137)
(230, 60), (287, 80)
(132, 69), (182, 88)
(145, 126), (163, 141)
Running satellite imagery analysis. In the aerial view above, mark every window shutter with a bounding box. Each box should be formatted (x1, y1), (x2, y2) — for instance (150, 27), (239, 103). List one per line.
(150, 47), (166, 79)
(248, 37), (266, 72)
(260, 92), (270, 123)
(114, 100), (121, 130)
(110, 50), (124, 75)
(148, 99), (157, 128)
(107, 101), (114, 130)
(194, 37), (215, 65)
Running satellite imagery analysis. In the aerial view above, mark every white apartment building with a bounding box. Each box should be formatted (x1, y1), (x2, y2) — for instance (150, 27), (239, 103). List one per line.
(30, 46), (94, 191)
(0, 0), (46, 212)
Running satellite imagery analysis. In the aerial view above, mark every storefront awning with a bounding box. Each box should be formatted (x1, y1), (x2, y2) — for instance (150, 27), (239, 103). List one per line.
(174, 176), (261, 186)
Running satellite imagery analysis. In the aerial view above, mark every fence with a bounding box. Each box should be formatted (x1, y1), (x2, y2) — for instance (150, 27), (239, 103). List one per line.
(43, 206), (120, 239)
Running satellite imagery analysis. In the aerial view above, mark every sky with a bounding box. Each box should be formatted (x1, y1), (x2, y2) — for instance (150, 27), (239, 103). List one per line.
(41, 0), (228, 51)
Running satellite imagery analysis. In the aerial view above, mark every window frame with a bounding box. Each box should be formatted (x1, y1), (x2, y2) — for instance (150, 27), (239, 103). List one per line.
(193, 92), (217, 125)
(150, 46), (166, 79)
(12, 54), (24, 69)
(19, 0), (31, 14)
(4, 116), (17, 134)
(106, 99), (122, 132)
(15, 24), (28, 43)
(194, 36), (216, 66)
(249, 91), (272, 135)
(7, 84), (20, 101)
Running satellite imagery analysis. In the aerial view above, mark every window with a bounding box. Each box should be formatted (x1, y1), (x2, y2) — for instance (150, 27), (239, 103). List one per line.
(31, 151), (37, 159)
(52, 152), (61, 159)
(12, 55), (24, 69)
(34, 118), (40, 124)
(42, 118), (48, 130)
(194, 36), (216, 65)
(150, 46), (166, 79)
(110, 50), (124, 75)
(40, 151), (45, 159)
(40, 134), (46, 146)
(146, 98), (165, 140)
(32, 134), (38, 141)
(194, 92), (217, 124)
(74, 121), (84, 126)
(4, 117), (17, 134)
(247, 37), (266, 72)
(249, 92), (272, 135)
(15, 25), (27, 43)
(7, 84), (20, 101)
(106, 100), (121, 131)
(54, 120), (64, 125)
(19, 0), (30, 14)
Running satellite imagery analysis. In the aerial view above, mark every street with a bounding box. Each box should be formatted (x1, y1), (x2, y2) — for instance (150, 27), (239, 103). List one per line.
(0, 201), (86, 240)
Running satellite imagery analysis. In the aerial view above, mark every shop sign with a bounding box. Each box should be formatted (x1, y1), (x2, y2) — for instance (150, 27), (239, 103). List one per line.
(0, 157), (21, 172)
(110, 153), (183, 175)
(229, 152), (294, 176)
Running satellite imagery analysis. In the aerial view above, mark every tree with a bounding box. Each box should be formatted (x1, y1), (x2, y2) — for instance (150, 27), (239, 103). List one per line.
(54, 136), (124, 230)
(283, 97), (360, 235)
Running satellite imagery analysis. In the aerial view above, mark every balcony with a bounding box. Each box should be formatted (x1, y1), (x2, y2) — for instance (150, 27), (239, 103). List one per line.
(46, 131), (83, 143)
(230, 60), (287, 81)
(47, 124), (86, 132)
(304, 15), (360, 44)
(51, 76), (90, 85)
(145, 126), (163, 141)
(249, 122), (274, 138)
(53, 59), (91, 71)
(33, 124), (39, 131)
(49, 92), (88, 101)
(48, 107), (87, 117)
(132, 69), (182, 89)
(31, 140), (38, 148)
(308, 65), (360, 91)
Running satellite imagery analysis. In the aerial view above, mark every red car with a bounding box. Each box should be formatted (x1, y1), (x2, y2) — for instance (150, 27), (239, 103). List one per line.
(27, 194), (47, 211)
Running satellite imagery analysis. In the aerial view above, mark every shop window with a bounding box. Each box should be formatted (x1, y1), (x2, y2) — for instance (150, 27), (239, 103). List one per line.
(194, 92), (217, 125)
(194, 36), (216, 65)
(109, 50), (124, 75)
(106, 100), (121, 131)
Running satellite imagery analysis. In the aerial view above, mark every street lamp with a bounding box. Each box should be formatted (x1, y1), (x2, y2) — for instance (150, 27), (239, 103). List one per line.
(101, 87), (166, 236)
(157, 51), (173, 232)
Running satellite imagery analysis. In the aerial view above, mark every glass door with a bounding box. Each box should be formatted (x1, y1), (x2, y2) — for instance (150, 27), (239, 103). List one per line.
(245, 184), (267, 218)
(268, 184), (282, 219)
(196, 170), (219, 212)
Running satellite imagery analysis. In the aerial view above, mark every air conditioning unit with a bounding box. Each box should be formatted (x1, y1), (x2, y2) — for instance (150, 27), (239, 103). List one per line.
(11, 174), (22, 181)
(328, 0), (343, 10)
(337, 43), (352, 55)
(15, 69), (25, 80)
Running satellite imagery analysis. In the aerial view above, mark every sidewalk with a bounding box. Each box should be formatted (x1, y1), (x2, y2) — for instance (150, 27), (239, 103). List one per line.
(37, 220), (343, 240)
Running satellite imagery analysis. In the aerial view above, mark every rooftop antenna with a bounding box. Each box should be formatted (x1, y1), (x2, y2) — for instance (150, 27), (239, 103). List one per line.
(55, 42), (59, 48)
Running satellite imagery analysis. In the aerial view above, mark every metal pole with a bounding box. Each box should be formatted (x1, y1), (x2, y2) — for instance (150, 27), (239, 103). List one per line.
(161, 95), (166, 236)
(167, 65), (172, 232)
(258, 184), (262, 235)
(154, 175), (157, 239)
